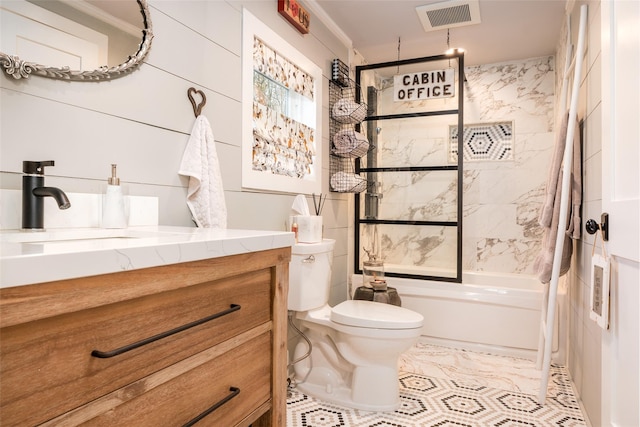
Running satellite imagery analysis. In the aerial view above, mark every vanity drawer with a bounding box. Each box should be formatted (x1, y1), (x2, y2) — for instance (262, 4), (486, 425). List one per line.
(84, 331), (272, 427)
(0, 268), (271, 427)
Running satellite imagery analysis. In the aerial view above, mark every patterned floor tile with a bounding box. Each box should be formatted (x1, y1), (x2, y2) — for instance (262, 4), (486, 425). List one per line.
(287, 346), (586, 427)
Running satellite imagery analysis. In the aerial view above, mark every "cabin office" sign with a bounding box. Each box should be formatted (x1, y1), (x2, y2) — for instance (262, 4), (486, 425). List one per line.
(394, 69), (455, 101)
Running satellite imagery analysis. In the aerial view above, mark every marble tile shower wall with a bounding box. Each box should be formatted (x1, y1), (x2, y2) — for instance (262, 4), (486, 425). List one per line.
(376, 56), (555, 275)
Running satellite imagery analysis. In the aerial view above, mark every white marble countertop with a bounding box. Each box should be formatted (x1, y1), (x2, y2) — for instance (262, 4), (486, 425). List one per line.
(0, 226), (295, 288)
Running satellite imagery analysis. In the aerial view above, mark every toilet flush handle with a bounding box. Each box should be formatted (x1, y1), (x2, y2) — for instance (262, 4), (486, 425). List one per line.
(302, 255), (315, 263)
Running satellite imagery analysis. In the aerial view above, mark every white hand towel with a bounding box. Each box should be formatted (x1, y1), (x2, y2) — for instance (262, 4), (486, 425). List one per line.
(178, 115), (227, 228)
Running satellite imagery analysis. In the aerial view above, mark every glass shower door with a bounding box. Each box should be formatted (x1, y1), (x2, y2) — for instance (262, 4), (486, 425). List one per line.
(355, 53), (464, 282)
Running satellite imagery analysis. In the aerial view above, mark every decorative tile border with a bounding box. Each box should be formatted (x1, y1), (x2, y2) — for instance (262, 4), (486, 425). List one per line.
(450, 122), (514, 162)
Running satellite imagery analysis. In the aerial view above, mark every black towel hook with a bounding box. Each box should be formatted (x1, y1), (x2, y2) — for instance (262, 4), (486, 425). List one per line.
(187, 87), (207, 117)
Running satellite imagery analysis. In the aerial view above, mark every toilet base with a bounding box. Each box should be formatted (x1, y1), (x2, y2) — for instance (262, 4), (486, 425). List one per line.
(294, 362), (401, 412)
(295, 366), (400, 412)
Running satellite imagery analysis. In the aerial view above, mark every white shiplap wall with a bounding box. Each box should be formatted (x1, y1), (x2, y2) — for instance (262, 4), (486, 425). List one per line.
(0, 0), (352, 305)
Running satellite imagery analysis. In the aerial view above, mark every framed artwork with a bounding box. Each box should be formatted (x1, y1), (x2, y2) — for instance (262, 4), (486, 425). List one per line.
(242, 9), (323, 194)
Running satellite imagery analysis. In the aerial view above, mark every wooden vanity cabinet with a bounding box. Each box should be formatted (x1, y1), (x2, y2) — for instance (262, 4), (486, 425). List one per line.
(0, 247), (290, 427)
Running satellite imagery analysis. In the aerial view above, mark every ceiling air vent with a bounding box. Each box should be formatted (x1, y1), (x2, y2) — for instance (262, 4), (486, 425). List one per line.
(416, 0), (481, 32)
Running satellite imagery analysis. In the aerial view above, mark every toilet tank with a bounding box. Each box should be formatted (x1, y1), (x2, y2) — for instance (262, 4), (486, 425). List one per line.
(288, 239), (335, 311)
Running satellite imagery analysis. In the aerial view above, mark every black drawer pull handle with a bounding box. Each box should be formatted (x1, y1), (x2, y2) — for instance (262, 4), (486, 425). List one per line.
(91, 304), (241, 358)
(182, 387), (240, 427)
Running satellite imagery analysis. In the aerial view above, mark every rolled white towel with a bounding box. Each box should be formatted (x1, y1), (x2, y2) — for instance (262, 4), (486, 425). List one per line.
(333, 130), (370, 158)
(332, 98), (367, 124)
(330, 171), (367, 192)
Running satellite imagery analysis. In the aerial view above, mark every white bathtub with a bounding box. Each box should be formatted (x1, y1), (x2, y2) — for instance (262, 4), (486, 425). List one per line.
(352, 271), (566, 362)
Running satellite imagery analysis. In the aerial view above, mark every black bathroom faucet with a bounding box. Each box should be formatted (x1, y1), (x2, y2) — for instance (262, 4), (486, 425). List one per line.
(22, 160), (71, 230)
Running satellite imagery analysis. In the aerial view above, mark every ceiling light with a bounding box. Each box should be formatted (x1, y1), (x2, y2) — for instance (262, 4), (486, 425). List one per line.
(445, 47), (465, 55)
(444, 29), (464, 56)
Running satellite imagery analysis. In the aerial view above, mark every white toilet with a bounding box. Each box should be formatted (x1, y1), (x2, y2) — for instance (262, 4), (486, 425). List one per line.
(289, 239), (424, 412)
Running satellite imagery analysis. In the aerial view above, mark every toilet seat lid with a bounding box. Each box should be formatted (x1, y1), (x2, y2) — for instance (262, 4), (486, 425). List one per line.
(331, 300), (424, 329)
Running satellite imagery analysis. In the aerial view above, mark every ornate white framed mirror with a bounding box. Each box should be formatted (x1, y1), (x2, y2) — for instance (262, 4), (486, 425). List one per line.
(0, 0), (153, 81)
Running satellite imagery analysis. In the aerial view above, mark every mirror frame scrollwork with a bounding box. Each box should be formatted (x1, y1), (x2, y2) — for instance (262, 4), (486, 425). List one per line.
(0, 0), (153, 81)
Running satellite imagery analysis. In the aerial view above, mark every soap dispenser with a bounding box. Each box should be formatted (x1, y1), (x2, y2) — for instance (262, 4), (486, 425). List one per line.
(102, 164), (127, 229)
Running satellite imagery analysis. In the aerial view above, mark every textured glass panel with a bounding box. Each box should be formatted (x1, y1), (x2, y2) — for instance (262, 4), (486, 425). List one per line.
(254, 70), (315, 128)
(360, 170), (458, 222)
(254, 71), (288, 114)
(359, 223), (458, 278)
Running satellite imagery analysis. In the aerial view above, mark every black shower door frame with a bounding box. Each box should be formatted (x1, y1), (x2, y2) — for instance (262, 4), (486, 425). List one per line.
(355, 52), (464, 283)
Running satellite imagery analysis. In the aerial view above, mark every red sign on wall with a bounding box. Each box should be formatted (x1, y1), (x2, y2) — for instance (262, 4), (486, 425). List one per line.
(278, 0), (310, 34)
